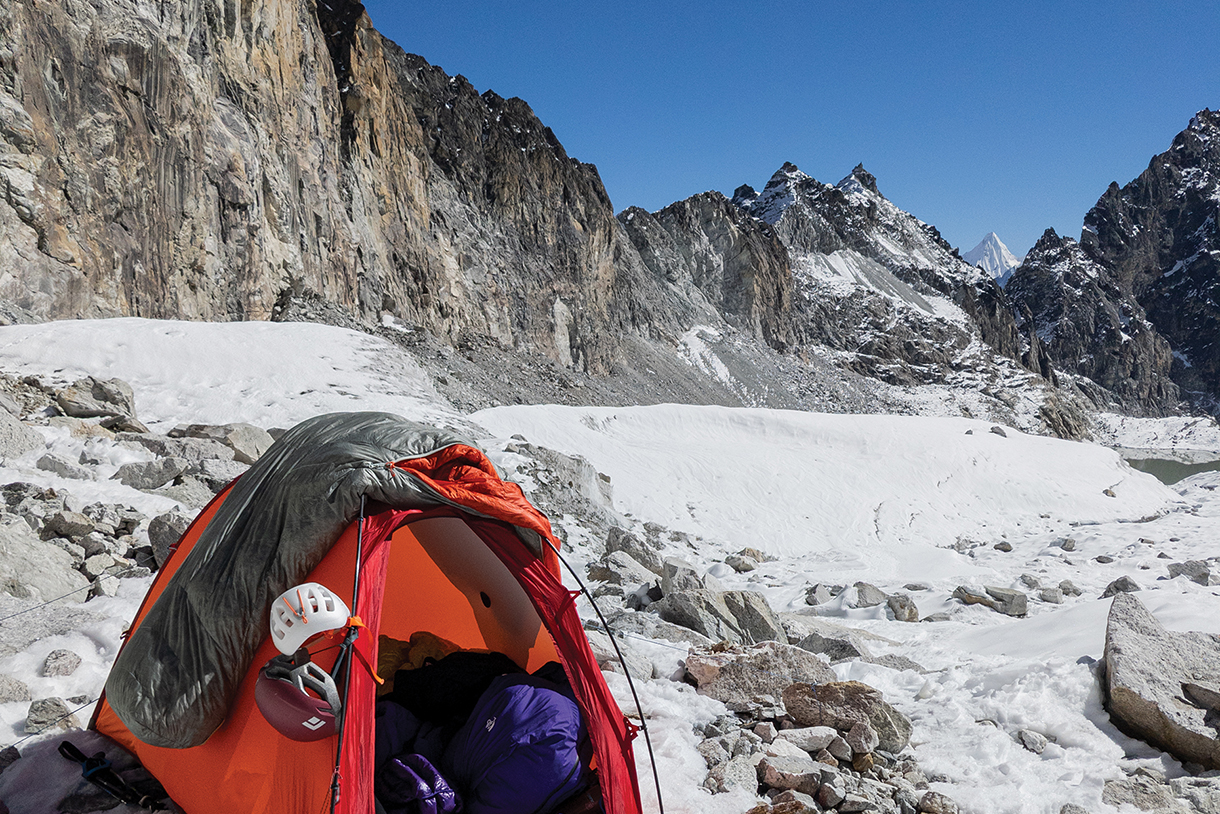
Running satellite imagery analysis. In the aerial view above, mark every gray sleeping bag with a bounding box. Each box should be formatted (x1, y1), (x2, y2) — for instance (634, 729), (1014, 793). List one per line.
(104, 411), (502, 748)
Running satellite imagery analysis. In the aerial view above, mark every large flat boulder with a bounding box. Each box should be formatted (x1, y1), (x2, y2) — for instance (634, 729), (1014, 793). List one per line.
(652, 588), (785, 644)
(55, 376), (136, 419)
(1103, 592), (1220, 770)
(0, 514), (90, 605)
(685, 641), (835, 705)
(782, 680), (912, 753)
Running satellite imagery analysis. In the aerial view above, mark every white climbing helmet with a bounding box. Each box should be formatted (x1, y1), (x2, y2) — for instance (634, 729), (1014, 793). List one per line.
(269, 582), (351, 656)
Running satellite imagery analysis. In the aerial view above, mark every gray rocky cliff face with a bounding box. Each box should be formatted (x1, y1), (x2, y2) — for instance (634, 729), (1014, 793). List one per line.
(617, 193), (793, 352)
(0, 0), (694, 376)
(0, 0), (352, 321)
(1006, 229), (1178, 412)
(1078, 109), (1220, 410)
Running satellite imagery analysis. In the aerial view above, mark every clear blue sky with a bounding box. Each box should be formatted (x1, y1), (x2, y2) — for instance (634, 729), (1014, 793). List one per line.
(361, 1), (1219, 257)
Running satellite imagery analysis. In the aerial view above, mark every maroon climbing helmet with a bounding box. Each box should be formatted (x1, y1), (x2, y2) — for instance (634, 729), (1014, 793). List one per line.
(254, 649), (342, 742)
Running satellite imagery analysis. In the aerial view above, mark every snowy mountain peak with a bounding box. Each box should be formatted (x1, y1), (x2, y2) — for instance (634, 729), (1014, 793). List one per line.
(963, 231), (1023, 286)
(742, 162), (824, 225)
(845, 163), (880, 196)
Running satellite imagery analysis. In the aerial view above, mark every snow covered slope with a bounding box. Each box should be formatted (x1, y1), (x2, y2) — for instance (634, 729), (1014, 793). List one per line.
(0, 318), (466, 433)
(474, 404), (1174, 578)
(2, 318), (1220, 814)
(964, 232), (1023, 286)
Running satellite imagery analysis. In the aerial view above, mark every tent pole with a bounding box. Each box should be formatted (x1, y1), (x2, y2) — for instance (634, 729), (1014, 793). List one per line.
(544, 538), (665, 814)
(330, 495), (368, 814)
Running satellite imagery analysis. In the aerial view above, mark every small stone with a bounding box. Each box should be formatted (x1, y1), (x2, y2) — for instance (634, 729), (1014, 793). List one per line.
(816, 782), (846, 808)
(984, 586), (1027, 617)
(44, 511), (95, 539)
(854, 582), (889, 608)
(989, 425), (1007, 437)
(765, 737), (814, 761)
(1017, 729), (1048, 754)
(1059, 579), (1082, 596)
(887, 593), (919, 622)
(804, 584), (833, 606)
(725, 554), (757, 573)
(757, 755), (820, 795)
(993, 541), (1013, 552)
(708, 754), (758, 794)
(772, 790), (818, 811)
(588, 550), (655, 588)
(738, 547), (770, 563)
(827, 735), (853, 761)
(82, 553), (116, 580)
(1101, 576), (1140, 597)
(846, 719), (879, 754)
(840, 794), (874, 813)
(952, 585), (994, 609)
(796, 629), (871, 661)
(25, 697), (79, 733)
(1059, 805), (1089, 814)
(776, 726), (838, 753)
(1103, 488), (1116, 497)
(755, 721), (778, 743)
(1039, 587), (1064, 604)
(148, 511), (191, 568)
(1060, 539), (1077, 552)
(660, 557), (705, 595)
(1095, 555), (1115, 564)
(42, 649), (82, 677)
(0, 675), (30, 702)
(91, 574), (121, 598)
(99, 414), (150, 433)
(1019, 574), (1042, 589)
(111, 457), (189, 490)
(918, 791), (960, 814)
(921, 612), (951, 622)
(1167, 560), (1212, 585)
(36, 453), (91, 480)
(55, 377), (137, 419)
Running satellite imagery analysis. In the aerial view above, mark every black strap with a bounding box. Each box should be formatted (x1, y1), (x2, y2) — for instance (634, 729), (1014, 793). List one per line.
(59, 740), (167, 810)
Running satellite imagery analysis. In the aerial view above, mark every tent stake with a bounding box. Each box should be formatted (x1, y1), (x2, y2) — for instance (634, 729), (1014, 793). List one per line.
(544, 538), (665, 814)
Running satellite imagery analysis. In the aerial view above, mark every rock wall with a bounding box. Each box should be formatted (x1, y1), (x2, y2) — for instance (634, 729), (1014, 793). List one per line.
(1009, 110), (1220, 414)
(0, 0), (354, 320)
(1079, 110), (1220, 409)
(1006, 229), (1178, 412)
(0, 0), (696, 375)
(618, 193), (793, 352)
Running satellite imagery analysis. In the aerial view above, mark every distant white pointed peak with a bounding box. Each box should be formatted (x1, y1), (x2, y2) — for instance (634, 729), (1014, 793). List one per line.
(963, 232), (1023, 285)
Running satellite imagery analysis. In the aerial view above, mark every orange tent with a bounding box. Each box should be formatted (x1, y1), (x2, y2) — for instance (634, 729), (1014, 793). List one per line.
(90, 412), (643, 814)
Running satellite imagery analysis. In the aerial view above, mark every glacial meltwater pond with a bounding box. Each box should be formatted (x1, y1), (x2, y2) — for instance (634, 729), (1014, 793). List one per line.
(1119, 447), (1220, 484)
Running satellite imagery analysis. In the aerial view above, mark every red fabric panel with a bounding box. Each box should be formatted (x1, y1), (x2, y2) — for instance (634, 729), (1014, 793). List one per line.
(335, 512), (397, 814)
(390, 445), (560, 566)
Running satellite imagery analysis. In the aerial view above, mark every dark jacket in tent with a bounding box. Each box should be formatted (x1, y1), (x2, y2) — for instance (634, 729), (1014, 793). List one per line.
(91, 411), (642, 814)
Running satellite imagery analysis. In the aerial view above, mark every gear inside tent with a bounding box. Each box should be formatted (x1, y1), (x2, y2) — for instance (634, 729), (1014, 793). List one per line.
(88, 411), (643, 814)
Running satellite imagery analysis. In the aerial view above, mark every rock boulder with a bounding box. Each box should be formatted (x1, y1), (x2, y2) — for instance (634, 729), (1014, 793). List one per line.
(685, 641), (835, 704)
(0, 411), (42, 460)
(55, 377), (136, 419)
(1102, 592), (1220, 769)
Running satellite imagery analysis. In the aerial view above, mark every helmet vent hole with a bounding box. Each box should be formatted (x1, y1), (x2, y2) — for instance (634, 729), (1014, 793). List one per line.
(480, 591), (491, 608)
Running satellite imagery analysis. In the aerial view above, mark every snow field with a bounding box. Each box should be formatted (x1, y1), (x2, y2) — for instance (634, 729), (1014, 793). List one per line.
(2, 318), (1219, 813)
